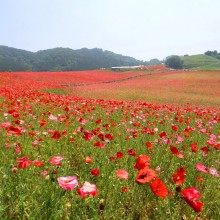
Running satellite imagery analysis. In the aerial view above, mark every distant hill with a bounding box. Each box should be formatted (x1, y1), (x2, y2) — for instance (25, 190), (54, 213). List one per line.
(182, 54), (220, 70)
(0, 46), (146, 71)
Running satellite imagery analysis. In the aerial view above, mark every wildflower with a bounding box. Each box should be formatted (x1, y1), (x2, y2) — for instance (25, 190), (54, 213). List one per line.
(127, 149), (136, 156)
(57, 176), (78, 190)
(121, 187), (129, 192)
(49, 156), (64, 166)
(150, 178), (168, 198)
(196, 163), (208, 174)
(208, 167), (219, 177)
(136, 167), (157, 184)
(116, 169), (128, 180)
(116, 151), (124, 159)
(134, 154), (150, 170)
(90, 168), (99, 176)
(33, 159), (44, 167)
(181, 187), (201, 201)
(51, 131), (61, 140)
(12, 167), (18, 173)
(16, 156), (31, 169)
(41, 170), (49, 178)
(40, 119), (47, 127)
(93, 142), (105, 148)
(146, 141), (153, 148)
(85, 156), (92, 164)
(78, 181), (98, 198)
(181, 187), (203, 212)
(172, 172), (185, 185)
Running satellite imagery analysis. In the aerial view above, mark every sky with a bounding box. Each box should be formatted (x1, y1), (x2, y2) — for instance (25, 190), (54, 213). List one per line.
(1, 0), (220, 61)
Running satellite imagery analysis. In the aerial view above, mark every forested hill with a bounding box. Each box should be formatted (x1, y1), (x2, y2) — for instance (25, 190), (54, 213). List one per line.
(0, 46), (146, 71)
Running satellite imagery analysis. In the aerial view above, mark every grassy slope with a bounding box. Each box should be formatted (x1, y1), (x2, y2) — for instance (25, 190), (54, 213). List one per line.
(182, 54), (220, 70)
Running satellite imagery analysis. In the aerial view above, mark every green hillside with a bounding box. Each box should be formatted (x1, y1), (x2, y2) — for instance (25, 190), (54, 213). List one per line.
(182, 54), (220, 70)
(0, 46), (145, 71)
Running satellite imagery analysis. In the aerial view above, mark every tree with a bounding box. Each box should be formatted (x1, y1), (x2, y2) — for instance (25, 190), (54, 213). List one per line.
(165, 55), (183, 69)
(204, 50), (220, 59)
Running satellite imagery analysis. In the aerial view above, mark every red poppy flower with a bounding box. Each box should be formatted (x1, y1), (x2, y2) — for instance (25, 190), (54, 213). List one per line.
(170, 146), (184, 158)
(171, 124), (178, 132)
(146, 142), (153, 148)
(85, 156), (92, 164)
(83, 131), (95, 141)
(136, 167), (157, 184)
(33, 159), (44, 167)
(184, 199), (203, 212)
(196, 176), (203, 182)
(134, 154), (150, 170)
(40, 119), (47, 127)
(127, 149), (136, 156)
(109, 156), (115, 162)
(116, 151), (124, 159)
(16, 156), (31, 169)
(172, 172), (185, 185)
(190, 142), (197, 152)
(51, 131), (61, 140)
(182, 187), (203, 212)
(98, 133), (105, 141)
(90, 168), (99, 176)
(121, 187), (129, 192)
(177, 167), (187, 175)
(181, 187), (201, 201)
(159, 131), (167, 138)
(105, 133), (114, 140)
(170, 146), (179, 155)
(95, 118), (102, 124)
(150, 178), (168, 198)
(93, 142), (105, 148)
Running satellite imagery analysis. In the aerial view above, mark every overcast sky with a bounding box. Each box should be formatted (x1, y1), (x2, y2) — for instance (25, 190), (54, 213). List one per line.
(1, 0), (220, 61)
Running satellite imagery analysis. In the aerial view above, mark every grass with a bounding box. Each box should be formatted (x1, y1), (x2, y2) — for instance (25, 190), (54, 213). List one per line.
(182, 54), (220, 70)
(44, 88), (67, 95)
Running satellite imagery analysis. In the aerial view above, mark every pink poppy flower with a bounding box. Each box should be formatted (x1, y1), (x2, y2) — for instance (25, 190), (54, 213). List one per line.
(208, 167), (219, 177)
(1, 122), (11, 128)
(57, 176), (78, 190)
(49, 156), (64, 166)
(78, 181), (98, 198)
(41, 170), (49, 178)
(48, 114), (57, 121)
(116, 169), (128, 180)
(196, 163), (208, 174)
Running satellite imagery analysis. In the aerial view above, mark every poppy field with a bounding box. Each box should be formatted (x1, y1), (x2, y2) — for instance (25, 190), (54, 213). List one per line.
(0, 69), (220, 219)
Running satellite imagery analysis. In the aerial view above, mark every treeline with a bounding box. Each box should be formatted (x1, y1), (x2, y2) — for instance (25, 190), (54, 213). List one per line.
(0, 46), (162, 72)
(204, 50), (220, 59)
